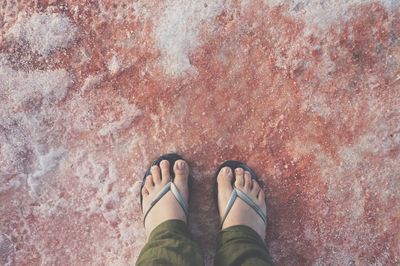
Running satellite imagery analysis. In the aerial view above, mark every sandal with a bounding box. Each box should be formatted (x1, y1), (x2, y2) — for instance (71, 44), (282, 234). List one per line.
(140, 153), (191, 222)
(214, 160), (267, 227)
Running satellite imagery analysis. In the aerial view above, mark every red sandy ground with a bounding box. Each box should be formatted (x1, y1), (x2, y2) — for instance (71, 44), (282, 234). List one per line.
(0, 0), (399, 265)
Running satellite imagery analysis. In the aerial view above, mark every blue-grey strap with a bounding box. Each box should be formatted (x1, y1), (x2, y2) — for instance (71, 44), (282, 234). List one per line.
(143, 182), (189, 222)
(220, 187), (267, 227)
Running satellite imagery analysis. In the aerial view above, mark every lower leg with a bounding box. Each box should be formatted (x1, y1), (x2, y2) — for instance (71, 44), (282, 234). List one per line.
(136, 219), (203, 266)
(215, 225), (273, 266)
(215, 166), (273, 266)
(137, 158), (203, 266)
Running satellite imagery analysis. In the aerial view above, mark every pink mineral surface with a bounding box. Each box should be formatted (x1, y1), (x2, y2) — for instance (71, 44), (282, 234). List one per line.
(0, 0), (399, 265)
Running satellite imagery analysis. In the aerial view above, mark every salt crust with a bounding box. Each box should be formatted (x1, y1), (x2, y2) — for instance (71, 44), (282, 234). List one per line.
(7, 12), (77, 57)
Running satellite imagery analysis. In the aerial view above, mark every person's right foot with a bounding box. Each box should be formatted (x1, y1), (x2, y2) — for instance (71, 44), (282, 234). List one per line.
(217, 166), (267, 239)
(141, 159), (189, 237)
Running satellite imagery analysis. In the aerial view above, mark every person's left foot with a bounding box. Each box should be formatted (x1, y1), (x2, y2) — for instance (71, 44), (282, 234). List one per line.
(217, 166), (266, 239)
(141, 159), (190, 237)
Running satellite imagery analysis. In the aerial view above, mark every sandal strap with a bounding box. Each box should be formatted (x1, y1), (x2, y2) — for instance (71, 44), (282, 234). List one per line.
(220, 187), (267, 227)
(143, 181), (189, 222)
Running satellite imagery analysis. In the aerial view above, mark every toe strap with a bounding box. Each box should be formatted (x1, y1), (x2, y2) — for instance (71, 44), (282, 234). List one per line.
(170, 182), (189, 217)
(221, 188), (267, 227)
(143, 182), (189, 222)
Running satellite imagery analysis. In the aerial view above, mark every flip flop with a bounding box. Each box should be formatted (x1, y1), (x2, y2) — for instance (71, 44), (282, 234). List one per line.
(140, 153), (191, 223)
(214, 160), (267, 227)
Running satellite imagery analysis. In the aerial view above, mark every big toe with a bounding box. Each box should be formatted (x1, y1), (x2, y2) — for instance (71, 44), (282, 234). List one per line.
(217, 167), (234, 193)
(173, 160), (189, 182)
(217, 167), (234, 212)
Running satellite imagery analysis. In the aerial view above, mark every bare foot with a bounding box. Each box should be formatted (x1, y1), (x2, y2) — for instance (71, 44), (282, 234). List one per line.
(141, 159), (189, 237)
(217, 167), (267, 239)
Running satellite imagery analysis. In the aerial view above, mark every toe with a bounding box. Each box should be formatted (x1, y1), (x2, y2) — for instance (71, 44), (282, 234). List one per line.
(217, 167), (234, 189)
(144, 175), (154, 192)
(174, 160), (188, 177)
(141, 186), (149, 197)
(251, 180), (261, 197)
(244, 171), (252, 190)
(234, 168), (244, 188)
(217, 167), (234, 220)
(257, 188), (265, 202)
(150, 165), (161, 184)
(174, 160), (189, 183)
(160, 160), (171, 182)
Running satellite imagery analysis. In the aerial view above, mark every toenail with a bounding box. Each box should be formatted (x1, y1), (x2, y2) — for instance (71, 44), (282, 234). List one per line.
(177, 161), (184, 169)
(224, 167), (231, 174)
(160, 160), (168, 166)
(235, 168), (243, 173)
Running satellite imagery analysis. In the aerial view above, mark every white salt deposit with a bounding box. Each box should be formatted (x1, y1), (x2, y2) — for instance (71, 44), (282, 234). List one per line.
(27, 147), (65, 196)
(300, 92), (332, 118)
(265, 0), (398, 29)
(154, 0), (225, 76)
(98, 98), (142, 136)
(380, 0), (400, 9)
(0, 234), (14, 266)
(0, 57), (73, 176)
(30, 148), (65, 179)
(0, 63), (73, 105)
(107, 55), (121, 74)
(7, 12), (77, 56)
(81, 74), (104, 93)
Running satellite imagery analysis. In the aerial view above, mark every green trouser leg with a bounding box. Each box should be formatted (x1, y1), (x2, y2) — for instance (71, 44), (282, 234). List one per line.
(136, 219), (204, 266)
(214, 225), (274, 266)
(136, 220), (273, 266)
